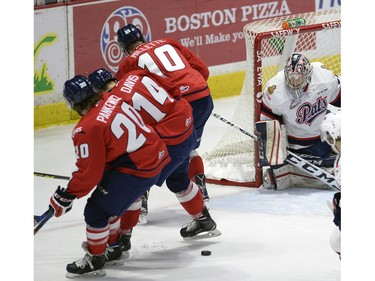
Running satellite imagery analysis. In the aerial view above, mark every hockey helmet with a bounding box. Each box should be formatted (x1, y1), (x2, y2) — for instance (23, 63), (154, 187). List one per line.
(63, 75), (96, 109)
(88, 68), (116, 91)
(284, 53), (313, 100)
(320, 110), (341, 154)
(117, 24), (146, 54)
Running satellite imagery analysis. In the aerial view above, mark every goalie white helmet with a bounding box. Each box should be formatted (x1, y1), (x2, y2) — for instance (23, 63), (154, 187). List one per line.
(320, 110), (341, 154)
(284, 53), (313, 100)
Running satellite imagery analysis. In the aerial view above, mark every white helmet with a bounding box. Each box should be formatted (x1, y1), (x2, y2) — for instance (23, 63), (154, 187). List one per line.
(284, 53), (313, 100)
(320, 110), (341, 154)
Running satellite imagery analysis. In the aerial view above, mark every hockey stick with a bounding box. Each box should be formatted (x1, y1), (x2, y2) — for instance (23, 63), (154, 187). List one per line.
(34, 206), (55, 235)
(34, 172), (70, 181)
(211, 113), (340, 191)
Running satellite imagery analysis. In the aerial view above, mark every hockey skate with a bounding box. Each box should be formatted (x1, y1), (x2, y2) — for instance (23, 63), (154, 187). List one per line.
(138, 191), (149, 225)
(66, 242), (106, 278)
(180, 206), (221, 240)
(138, 208), (148, 225)
(118, 230), (132, 259)
(195, 174), (210, 203)
(104, 244), (124, 266)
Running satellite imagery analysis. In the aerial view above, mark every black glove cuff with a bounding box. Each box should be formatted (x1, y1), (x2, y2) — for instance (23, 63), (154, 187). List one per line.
(56, 186), (77, 200)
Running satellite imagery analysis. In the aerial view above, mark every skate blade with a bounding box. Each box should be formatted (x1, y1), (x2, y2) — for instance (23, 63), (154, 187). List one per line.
(138, 216), (147, 225)
(65, 269), (106, 278)
(121, 250), (130, 259)
(105, 258), (125, 267)
(183, 228), (222, 241)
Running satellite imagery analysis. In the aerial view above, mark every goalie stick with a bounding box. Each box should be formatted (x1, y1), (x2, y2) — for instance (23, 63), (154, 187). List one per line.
(34, 172), (70, 181)
(211, 113), (340, 191)
(34, 206), (54, 235)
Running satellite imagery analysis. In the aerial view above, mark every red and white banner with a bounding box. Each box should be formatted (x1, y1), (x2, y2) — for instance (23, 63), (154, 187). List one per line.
(34, 0), (339, 108)
(72, 0), (315, 75)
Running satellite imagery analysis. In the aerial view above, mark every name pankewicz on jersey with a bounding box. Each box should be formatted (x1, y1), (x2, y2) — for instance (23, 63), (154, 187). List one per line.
(96, 94), (122, 124)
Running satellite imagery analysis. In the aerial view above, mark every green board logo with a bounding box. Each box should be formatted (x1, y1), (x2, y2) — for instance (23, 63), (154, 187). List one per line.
(34, 34), (57, 95)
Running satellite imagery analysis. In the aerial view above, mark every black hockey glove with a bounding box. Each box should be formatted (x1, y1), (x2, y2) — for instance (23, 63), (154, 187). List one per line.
(49, 186), (76, 217)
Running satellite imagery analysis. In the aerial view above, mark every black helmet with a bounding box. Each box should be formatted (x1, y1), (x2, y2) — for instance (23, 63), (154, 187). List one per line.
(88, 68), (116, 91)
(63, 75), (96, 109)
(117, 24), (146, 53)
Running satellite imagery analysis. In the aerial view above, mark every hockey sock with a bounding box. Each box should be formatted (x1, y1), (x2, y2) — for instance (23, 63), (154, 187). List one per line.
(120, 198), (141, 234)
(86, 224), (109, 256)
(188, 153), (205, 179)
(176, 182), (204, 218)
(108, 216), (121, 246)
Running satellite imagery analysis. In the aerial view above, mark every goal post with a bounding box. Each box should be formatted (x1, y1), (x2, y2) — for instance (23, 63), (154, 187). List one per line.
(203, 9), (341, 187)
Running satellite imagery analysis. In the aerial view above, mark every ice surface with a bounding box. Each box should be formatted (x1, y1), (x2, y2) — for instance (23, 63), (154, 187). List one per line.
(34, 96), (340, 281)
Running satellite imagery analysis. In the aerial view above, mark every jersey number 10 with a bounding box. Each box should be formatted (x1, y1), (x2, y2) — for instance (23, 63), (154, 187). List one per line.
(138, 44), (186, 75)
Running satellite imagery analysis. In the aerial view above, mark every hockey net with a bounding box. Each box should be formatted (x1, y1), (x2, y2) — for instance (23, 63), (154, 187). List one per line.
(203, 9), (341, 187)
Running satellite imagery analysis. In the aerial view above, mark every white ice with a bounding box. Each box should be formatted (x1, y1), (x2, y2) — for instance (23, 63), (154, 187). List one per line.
(34, 96), (341, 281)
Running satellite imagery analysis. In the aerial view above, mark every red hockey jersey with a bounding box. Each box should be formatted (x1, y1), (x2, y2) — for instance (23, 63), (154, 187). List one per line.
(66, 92), (170, 198)
(111, 69), (194, 146)
(116, 38), (210, 102)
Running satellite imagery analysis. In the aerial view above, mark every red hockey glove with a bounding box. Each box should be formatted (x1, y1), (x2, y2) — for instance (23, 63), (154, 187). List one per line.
(49, 186), (76, 217)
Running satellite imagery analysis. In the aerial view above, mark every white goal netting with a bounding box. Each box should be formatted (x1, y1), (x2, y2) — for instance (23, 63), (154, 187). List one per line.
(203, 9), (341, 187)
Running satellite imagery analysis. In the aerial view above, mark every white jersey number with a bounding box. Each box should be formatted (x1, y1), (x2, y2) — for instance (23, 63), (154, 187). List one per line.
(138, 44), (185, 75)
(131, 76), (174, 122)
(75, 143), (89, 159)
(111, 102), (151, 153)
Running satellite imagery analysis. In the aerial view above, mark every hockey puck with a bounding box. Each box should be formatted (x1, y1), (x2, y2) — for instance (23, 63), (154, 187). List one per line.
(201, 250), (211, 256)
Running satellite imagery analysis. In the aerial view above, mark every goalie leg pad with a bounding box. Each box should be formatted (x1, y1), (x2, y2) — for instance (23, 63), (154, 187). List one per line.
(255, 120), (288, 166)
(266, 164), (292, 190)
(270, 164), (334, 189)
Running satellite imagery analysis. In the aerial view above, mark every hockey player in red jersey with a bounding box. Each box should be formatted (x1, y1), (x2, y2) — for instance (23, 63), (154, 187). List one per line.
(48, 75), (171, 278)
(115, 24), (213, 218)
(88, 68), (221, 256)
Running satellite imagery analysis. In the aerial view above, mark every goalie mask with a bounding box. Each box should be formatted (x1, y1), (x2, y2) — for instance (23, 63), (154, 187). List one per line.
(284, 53), (312, 100)
(320, 110), (341, 154)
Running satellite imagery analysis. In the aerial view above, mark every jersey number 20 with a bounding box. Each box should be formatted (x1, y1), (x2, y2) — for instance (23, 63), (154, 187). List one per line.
(111, 102), (151, 153)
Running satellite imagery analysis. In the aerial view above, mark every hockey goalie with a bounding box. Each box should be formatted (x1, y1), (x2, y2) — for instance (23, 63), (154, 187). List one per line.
(257, 53), (341, 189)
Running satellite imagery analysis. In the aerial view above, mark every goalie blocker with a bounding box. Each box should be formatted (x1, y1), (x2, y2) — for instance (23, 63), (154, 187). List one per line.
(255, 120), (337, 190)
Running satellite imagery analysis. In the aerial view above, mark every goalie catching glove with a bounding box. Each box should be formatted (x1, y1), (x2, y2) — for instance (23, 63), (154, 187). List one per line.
(50, 186), (76, 217)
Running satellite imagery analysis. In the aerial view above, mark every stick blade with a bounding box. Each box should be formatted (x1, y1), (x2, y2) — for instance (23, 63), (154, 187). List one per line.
(34, 207), (54, 235)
